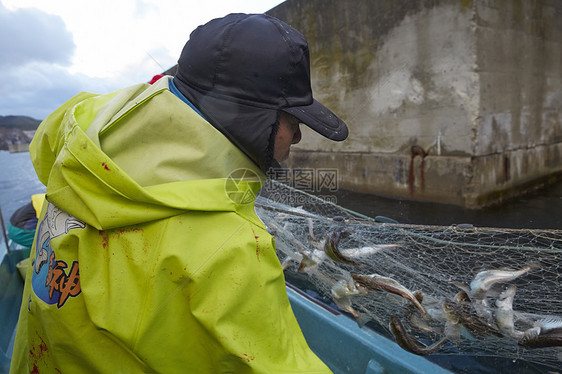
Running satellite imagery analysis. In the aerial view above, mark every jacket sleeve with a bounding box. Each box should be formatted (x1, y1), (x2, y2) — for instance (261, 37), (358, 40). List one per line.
(193, 222), (331, 373)
(130, 218), (332, 373)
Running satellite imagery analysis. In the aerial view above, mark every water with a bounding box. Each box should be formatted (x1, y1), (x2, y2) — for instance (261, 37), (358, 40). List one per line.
(332, 181), (562, 230)
(0, 151), (45, 256)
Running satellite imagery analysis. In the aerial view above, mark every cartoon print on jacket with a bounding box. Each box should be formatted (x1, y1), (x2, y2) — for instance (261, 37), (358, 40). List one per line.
(32, 203), (86, 308)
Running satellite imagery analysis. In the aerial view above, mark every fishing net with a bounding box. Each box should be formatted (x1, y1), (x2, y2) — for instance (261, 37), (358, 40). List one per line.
(256, 180), (562, 371)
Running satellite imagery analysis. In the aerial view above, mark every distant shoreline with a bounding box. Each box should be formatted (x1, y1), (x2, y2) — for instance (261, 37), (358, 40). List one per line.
(0, 128), (35, 151)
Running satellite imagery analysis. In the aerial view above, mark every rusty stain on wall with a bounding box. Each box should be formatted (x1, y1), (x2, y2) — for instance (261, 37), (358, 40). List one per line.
(409, 145), (428, 196)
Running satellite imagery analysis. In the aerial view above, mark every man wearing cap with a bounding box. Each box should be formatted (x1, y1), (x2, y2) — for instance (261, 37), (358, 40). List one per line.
(10, 13), (347, 373)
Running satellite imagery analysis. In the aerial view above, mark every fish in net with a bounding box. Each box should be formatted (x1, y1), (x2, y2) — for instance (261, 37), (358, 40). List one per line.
(256, 180), (562, 371)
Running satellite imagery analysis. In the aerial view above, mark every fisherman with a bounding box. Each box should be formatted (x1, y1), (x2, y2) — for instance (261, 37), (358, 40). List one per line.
(10, 13), (348, 373)
(6, 193), (44, 248)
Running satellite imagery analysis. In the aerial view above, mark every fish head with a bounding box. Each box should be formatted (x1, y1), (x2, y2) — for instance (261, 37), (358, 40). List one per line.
(442, 299), (459, 321)
(329, 226), (352, 244)
(455, 291), (471, 304)
(413, 290), (424, 303)
(389, 315), (402, 333)
(331, 279), (353, 299)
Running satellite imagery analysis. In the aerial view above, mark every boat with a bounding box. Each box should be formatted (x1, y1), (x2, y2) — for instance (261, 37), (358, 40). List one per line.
(286, 283), (452, 373)
(0, 243), (29, 373)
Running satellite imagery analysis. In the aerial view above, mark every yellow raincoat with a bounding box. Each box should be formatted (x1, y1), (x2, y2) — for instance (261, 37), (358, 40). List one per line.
(10, 77), (331, 373)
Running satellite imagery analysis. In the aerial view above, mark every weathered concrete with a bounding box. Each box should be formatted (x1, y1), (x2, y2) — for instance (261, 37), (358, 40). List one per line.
(267, 0), (562, 208)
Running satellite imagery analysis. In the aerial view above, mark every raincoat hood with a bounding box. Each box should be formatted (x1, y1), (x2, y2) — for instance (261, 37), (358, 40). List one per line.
(30, 76), (265, 230)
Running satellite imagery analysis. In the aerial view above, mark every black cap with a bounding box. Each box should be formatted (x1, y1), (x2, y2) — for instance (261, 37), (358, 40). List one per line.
(174, 13), (348, 170)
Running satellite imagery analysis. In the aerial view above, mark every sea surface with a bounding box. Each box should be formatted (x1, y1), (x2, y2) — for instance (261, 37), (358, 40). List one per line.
(0, 151), (45, 256)
(332, 183), (562, 230)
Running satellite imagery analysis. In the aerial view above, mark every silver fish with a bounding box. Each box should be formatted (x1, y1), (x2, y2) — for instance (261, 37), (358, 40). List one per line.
(339, 244), (400, 258)
(297, 248), (325, 272)
(518, 320), (562, 348)
(324, 227), (364, 266)
(351, 273), (427, 316)
(443, 291), (503, 339)
(470, 265), (534, 298)
(535, 318), (562, 332)
(331, 279), (362, 319)
(407, 291), (448, 334)
(389, 315), (448, 356)
(415, 291), (448, 322)
(495, 285), (525, 339)
(307, 218), (317, 241)
(443, 317), (461, 344)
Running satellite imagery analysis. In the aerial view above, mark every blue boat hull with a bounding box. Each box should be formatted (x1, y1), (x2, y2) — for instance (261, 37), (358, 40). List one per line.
(0, 248), (29, 374)
(287, 284), (451, 374)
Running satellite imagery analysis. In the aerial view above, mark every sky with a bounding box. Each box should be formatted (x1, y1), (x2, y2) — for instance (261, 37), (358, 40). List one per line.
(0, 0), (285, 120)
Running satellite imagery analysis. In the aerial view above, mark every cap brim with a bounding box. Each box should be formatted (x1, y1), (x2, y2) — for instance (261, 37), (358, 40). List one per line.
(284, 99), (348, 141)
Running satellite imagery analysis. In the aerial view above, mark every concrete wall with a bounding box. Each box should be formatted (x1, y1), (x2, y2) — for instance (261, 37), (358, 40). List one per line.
(267, 0), (562, 208)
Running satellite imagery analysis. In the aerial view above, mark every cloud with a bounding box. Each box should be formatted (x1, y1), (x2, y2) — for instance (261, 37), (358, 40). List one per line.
(133, 0), (160, 19)
(0, 3), (122, 120)
(0, 3), (75, 68)
(0, 0), (285, 119)
(0, 62), (123, 120)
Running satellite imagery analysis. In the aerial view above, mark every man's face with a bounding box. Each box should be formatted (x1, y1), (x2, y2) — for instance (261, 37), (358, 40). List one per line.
(274, 113), (302, 162)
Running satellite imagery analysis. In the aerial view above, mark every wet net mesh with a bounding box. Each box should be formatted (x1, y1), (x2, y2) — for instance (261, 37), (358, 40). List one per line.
(256, 180), (562, 370)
